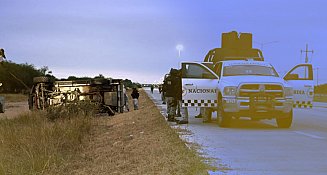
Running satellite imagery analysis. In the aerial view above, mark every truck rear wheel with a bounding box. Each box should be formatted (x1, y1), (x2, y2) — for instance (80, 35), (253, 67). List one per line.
(217, 98), (231, 127)
(276, 110), (293, 128)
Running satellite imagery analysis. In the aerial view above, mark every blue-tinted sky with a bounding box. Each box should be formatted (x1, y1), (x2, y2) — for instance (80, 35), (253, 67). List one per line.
(1, 0), (326, 84)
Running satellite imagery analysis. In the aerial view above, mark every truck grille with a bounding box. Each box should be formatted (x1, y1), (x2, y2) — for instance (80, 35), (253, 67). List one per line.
(239, 84), (283, 98)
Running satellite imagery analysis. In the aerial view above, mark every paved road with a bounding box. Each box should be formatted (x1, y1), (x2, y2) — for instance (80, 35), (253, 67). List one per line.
(145, 88), (327, 175)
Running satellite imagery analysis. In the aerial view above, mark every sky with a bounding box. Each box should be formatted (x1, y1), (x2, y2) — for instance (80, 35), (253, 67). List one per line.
(1, 0), (327, 84)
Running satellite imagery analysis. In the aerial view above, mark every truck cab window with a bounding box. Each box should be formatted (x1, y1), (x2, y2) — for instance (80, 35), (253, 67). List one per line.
(182, 63), (215, 79)
(285, 65), (313, 80)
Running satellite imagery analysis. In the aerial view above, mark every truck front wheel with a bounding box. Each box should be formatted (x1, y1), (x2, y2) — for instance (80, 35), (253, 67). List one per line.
(217, 98), (231, 127)
(276, 110), (293, 128)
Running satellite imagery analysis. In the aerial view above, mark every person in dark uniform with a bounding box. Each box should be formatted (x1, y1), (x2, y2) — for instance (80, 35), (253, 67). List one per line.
(150, 84), (154, 94)
(131, 88), (139, 110)
(174, 69), (188, 124)
(164, 69), (178, 121)
(161, 78), (167, 104)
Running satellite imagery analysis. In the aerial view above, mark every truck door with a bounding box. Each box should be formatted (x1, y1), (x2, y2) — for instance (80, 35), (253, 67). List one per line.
(284, 64), (314, 108)
(181, 62), (219, 108)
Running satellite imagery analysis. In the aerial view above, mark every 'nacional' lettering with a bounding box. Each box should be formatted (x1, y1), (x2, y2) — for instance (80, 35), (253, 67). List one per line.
(188, 89), (217, 94)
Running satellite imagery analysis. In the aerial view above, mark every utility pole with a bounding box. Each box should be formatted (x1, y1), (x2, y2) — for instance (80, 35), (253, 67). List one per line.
(301, 44), (314, 78)
(301, 44), (314, 63)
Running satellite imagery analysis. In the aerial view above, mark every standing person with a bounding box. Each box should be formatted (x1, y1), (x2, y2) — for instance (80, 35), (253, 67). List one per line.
(161, 79), (167, 104)
(164, 70), (177, 122)
(131, 88), (139, 110)
(0, 48), (6, 63)
(174, 69), (188, 124)
(150, 84), (154, 94)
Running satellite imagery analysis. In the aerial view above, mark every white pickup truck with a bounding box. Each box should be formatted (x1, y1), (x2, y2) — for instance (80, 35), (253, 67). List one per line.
(181, 60), (314, 128)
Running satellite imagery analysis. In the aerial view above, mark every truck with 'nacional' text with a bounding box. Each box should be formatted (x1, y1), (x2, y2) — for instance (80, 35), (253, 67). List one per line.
(180, 31), (314, 128)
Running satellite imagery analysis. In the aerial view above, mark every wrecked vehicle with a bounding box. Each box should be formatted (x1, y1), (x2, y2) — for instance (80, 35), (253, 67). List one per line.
(28, 77), (125, 115)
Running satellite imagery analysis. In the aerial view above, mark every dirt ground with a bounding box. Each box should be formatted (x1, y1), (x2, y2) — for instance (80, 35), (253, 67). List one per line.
(0, 101), (30, 119)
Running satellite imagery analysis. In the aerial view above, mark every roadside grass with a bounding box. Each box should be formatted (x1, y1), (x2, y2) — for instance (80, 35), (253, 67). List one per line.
(0, 102), (94, 175)
(314, 95), (327, 103)
(58, 89), (212, 175)
(0, 93), (28, 102)
(0, 89), (214, 174)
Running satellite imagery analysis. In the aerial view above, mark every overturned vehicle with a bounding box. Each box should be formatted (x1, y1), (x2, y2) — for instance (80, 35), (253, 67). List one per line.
(28, 77), (125, 116)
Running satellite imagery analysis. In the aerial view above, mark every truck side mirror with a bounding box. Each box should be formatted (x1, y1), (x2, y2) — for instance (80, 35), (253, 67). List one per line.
(284, 73), (299, 80)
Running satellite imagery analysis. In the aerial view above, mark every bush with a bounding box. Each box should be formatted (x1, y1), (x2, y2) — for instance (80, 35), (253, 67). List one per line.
(46, 100), (98, 121)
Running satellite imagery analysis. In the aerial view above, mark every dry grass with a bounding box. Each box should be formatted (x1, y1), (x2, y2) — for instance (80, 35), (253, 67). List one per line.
(0, 90), (210, 175)
(0, 104), (93, 175)
(0, 94), (28, 103)
(57, 89), (209, 175)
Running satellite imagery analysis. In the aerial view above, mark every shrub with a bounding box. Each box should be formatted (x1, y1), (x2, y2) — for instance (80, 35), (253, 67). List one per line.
(46, 100), (98, 121)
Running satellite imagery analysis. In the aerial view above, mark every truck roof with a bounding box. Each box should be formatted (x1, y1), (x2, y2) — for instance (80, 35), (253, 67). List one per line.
(222, 60), (272, 67)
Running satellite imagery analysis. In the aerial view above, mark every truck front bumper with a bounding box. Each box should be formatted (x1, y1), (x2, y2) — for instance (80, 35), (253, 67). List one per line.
(222, 97), (293, 118)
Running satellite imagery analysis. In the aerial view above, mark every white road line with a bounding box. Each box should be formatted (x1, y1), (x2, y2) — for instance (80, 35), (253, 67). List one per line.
(293, 131), (325, 140)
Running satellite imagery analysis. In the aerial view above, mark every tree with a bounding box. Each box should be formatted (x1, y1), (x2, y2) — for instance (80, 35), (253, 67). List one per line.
(0, 61), (52, 93)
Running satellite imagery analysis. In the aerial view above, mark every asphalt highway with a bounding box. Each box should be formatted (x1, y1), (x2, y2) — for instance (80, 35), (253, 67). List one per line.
(145, 88), (327, 175)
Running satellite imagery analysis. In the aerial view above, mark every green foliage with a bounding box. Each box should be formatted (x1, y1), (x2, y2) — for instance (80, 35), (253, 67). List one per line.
(314, 84), (327, 94)
(0, 61), (49, 93)
(94, 74), (105, 79)
(123, 79), (142, 88)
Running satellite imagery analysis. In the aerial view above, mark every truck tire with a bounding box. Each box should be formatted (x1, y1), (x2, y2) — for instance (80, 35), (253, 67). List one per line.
(217, 98), (231, 127)
(202, 108), (213, 122)
(33, 76), (50, 84)
(276, 110), (293, 128)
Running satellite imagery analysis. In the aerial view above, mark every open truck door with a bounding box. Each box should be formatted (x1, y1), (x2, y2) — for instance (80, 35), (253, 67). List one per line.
(284, 64), (314, 108)
(181, 62), (219, 108)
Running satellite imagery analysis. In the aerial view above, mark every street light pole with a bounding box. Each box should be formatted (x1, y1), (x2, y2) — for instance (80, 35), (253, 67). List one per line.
(176, 44), (184, 68)
(176, 44), (184, 58)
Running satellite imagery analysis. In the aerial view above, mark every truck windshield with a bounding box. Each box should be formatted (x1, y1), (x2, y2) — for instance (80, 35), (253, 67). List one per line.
(223, 65), (278, 77)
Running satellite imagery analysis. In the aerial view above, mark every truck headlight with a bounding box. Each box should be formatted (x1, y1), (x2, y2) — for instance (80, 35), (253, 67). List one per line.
(284, 87), (293, 97)
(224, 86), (237, 96)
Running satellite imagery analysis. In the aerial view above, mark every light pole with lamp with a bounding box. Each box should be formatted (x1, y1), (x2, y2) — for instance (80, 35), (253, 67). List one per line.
(176, 44), (184, 68)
